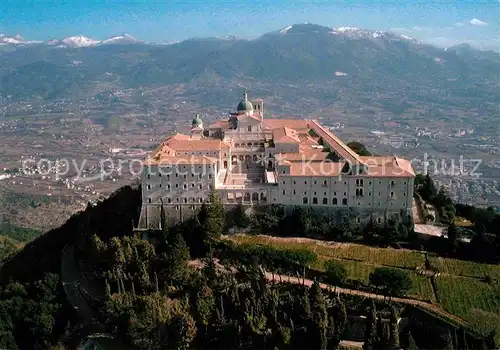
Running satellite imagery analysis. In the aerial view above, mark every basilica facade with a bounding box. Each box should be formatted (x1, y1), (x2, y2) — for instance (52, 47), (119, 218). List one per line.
(137, 90), (415, 229)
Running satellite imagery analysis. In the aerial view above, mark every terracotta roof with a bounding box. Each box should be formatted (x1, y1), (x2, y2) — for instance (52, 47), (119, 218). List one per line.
(360, 156), (415, 177)
(308, 120), (366, 166)
(283, 161), (345, 177)
(263, 118), (310, 132)
(208, 120), (231, 129)
(276, 150), (329, 162)
(144, 155), (218, 166)
(273, 127), (300, 143)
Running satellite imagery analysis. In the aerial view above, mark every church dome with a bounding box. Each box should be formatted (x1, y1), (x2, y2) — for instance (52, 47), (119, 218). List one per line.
(237, 89), (253, 112)
(192, 114), (203, 127)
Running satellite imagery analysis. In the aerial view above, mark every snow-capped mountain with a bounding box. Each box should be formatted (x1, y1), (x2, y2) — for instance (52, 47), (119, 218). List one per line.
(57, 36), (101, 48)
(0, 34), (142, 47)
(0, 34), (41, 45)
(274, 24), (420, 44)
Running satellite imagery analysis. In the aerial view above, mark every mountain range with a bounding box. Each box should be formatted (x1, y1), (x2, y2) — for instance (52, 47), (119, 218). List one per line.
(1, 23), (499, 121)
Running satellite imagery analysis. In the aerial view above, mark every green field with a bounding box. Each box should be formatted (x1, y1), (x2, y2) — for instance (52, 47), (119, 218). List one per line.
(227, 235), (434, 302)
(226, 234), (500, 331)
(436, 275), (500, 338)
(429, 256), (500, 280)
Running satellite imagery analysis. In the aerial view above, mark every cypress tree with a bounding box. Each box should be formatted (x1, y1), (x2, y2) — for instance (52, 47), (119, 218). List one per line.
(407, 332), (418, 350)
(363, 301), (377, 350)
(389, 306), (400, 349)
(459, 327), (468, 350)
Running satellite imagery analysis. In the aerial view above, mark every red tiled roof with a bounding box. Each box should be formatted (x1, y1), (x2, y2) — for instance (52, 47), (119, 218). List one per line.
(144, 155), (218, 166)
(273, 126), (300, 143)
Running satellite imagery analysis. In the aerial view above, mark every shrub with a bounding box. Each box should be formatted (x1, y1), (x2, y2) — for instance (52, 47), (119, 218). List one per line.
(369, 267), (412, 297)
(324, 260), (347, 286)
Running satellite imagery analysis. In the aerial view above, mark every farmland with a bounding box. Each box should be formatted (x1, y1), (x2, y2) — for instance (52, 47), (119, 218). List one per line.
(225, 233), (500, 338)
(435, 275), (500, 338)
(225, 234), (434, 301)
(429, 256), (500, 280)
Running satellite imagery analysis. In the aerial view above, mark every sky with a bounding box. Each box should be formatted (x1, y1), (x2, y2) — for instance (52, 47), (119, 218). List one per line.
(1, 0), (499, 50)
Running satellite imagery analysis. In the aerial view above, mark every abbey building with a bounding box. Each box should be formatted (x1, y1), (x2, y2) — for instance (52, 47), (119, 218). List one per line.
(137, 90), (415, 229)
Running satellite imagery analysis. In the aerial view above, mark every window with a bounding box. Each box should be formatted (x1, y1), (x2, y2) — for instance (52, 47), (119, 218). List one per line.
(344, 192), (347, 196)
(282, 180), (285, 184)
(248, 126), (252, 132)
(159, 184), (162, 188)
(282, 170), (286, 174)
(148, 198), (151, 203)
(209, 174), (212, 179)
(303, 197), (308, 204)
(342, 198), (348, 205)
(323, 180), (328, 186)
(199, 198), (203, 203)
(356, 217), (361, 223)
(183, 198), (187, 203)
(175, 206), (180, 211)
(390, 180), (395, 187)
(183, 174), (187, 179)
(147, 184), (151, 190)
(183, 184), (187, 190)
(356, 188), (364, 197)
(377, 217), (382, 224)
(293, 181), (296, 185)
(199, 184), (202, 189)
(167, 184), (171, 190)
(167, 198), (171, 203)
(356, 179), (364, 186)
(314, 181), (317, 185)
(322, 198), (328, 205)
(390, 192), (395, 199)
(282, 190), (286, 195)
(314, 192), (317, 195)
(312, 197), (318, 204)
(332, 198), (338, 205)
(305, 180), (308, 185)
(159, 173), (162, 177)
(293, 190), (296, 195)
(147, 174), (151, 179)
(403, 192), (406, 196)
(167, 175), (170, 180)
(191, 183), (195, 188)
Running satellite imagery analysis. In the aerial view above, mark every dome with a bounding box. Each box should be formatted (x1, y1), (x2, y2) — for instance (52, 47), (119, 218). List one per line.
(237, 89), (253, 112)
(192, 113), (203, 127)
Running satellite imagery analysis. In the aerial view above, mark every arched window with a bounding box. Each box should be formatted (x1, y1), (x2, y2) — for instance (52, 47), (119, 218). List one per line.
(312, 197), (318, 204)
(332, 198), (338, 205)
(302, 197), (308, 204)
(322, 198), (328, 205)
(342, 198), (348, 205)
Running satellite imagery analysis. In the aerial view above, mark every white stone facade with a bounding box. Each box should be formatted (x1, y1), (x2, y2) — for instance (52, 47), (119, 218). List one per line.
(137, 91), (415, 229)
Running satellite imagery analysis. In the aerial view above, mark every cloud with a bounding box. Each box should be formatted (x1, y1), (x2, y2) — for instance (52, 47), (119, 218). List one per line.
(469, 18), (488, 26)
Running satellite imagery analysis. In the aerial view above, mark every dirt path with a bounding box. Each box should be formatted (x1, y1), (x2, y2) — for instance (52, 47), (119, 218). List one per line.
(189, 258), (468, 328)
(263, 271), (467, 326)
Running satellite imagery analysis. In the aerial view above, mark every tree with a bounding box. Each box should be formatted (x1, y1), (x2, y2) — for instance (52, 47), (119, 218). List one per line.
(324, 260), (347, 286)
(309, 281), (329, 350)
(447, 222), (459, 254)
(160, 233), (190, 286)
(198, 192), (225, 250)
(407, 332), (419, 350)
(389, 306), (400, 349)
(347, 141), (372, 156)
(369, 267), (412, 297)
(363, 301), (377, 350)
